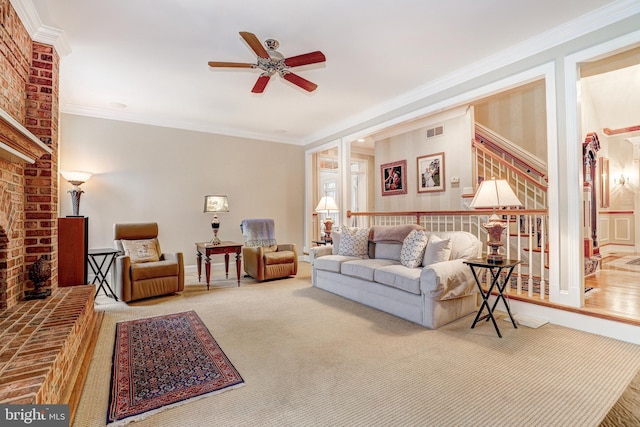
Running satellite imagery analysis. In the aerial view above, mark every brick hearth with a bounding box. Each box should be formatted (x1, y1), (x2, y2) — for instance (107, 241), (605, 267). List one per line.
(0, 285), (101, 423)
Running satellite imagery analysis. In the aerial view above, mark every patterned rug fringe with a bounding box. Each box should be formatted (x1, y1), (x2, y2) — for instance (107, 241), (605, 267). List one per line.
(107, 383), (245, 427)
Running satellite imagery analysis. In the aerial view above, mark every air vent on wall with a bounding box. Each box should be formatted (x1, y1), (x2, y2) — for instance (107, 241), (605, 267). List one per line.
(426, 125), (444, 139)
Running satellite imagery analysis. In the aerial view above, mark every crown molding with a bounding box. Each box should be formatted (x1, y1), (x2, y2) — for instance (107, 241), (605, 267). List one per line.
(61, 104), (301, 145)
(10, 0), (72, 56)
(303, 0), (640, 145)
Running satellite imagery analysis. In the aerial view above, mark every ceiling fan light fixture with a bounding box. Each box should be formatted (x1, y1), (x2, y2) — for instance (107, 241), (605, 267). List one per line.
(208, 31), (325, 93)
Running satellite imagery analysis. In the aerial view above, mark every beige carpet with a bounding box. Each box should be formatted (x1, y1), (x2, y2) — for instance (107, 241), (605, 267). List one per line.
(76, 263), (640, 427)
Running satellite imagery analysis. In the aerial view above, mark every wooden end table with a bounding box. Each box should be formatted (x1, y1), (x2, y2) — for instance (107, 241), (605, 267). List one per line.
(196, 241), (243, 289)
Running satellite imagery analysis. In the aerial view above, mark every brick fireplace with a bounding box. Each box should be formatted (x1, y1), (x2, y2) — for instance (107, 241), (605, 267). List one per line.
(0, 3), (99, 421)
(0, 3), (59, 309)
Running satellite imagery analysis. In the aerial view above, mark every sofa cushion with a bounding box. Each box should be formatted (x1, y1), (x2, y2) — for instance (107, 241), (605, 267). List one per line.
(121, 238), (161, 263)
(400, 229), (429, 268)
(374, 264), (422, 295)
(131, 259), (178, 280)
(422, 235), (452, 266)
(330, 231), (341, 255)
(314, 255), (360, 273)
(370, 224), (424, 243)
(338, 226), (370, 258)
(428, 231), (480, 260)
(341, 258), (398, 281)
(372, 242), (403, 261)
(448, 231), (481, 259)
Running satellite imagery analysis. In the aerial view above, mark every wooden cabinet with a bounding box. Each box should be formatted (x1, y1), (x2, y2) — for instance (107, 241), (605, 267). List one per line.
(58, 217), (88, 286)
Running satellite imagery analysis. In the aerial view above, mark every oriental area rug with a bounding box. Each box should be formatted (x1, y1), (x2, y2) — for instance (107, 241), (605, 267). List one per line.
(107, 311), (244, 426)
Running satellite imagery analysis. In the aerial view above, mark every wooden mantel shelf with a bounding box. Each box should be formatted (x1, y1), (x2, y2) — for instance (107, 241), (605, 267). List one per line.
(0, 107), (52, 163)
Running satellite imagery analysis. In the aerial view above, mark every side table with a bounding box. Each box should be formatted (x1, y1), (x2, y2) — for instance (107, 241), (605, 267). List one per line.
(464, 257), (521, 338)
(88, 248), (119, 300)
(196, 241), (243, 289)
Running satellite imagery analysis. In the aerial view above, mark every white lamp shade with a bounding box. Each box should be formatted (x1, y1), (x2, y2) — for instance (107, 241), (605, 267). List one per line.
(470, 179), (522, 209)
(60, 170), (92, 184)
(203, 195), (229, 213)
(315, 196), (339, 213)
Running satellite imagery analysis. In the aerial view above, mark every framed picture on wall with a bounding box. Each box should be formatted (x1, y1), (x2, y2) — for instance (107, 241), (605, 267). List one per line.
(381, 160), (407, 196)
(417, 152), (445, 193)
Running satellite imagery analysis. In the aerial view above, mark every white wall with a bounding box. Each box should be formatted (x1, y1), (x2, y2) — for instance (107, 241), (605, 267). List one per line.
(59, 114), (304, 268)
(374, 109), (473, 211)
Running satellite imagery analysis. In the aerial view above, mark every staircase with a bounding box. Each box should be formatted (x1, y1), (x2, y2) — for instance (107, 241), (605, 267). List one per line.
(473, 123), (550, 289)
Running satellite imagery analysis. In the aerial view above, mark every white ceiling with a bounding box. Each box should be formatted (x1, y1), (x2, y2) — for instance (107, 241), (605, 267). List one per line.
(24, 0), (626, 144)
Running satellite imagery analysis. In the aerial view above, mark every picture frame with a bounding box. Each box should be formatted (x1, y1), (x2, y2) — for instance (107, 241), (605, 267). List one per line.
(417, 152), (445, 193)
(380, 160), (407, 196)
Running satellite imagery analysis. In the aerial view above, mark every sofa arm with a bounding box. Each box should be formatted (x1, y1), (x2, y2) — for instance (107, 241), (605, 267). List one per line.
(115, 255), (132, 302)
(309, 245), (333, 265)
(420, 259), (477, 300)
(162, 252), (185, 291)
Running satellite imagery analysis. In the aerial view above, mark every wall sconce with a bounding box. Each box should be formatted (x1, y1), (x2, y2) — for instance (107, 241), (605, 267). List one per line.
(614, 174), (629, 186)
(60, 170), (93, 216)
(203, 195), (229, 245)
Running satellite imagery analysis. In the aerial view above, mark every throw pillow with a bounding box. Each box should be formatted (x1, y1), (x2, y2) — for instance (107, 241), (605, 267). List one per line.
(121, 239), (160, 263)
(337, 226), (369, 258)
(400, 229), (429, 268)
(422, 235), (452, 266)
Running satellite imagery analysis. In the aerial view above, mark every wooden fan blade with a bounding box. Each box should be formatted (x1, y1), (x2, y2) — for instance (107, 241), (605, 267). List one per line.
(208, 61), (254, 68)
(240, 31), (269, 59)
(282, 72), (318, 92)
(252, 75), (271, 93)
(284, 51), (326, 68)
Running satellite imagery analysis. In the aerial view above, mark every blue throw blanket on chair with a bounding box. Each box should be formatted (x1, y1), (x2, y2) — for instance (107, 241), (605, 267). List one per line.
(241, 219), (277, 247)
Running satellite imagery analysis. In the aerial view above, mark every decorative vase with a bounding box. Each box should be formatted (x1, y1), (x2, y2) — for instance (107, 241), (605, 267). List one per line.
(25, 255), (52, 300)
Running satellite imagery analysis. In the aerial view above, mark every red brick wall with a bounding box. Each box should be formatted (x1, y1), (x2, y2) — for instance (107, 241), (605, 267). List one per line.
(24, 43), (59, 298)
(0, 4), (59, 309)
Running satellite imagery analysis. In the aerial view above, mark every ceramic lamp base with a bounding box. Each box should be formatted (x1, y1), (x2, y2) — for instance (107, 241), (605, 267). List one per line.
(483, 220), (506, 263)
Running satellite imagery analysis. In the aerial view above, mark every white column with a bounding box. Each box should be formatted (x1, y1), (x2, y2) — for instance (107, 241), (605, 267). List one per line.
(627, 137), (640, 251)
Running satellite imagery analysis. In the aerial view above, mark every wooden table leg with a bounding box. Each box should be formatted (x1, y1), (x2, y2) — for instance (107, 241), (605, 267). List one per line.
(235, 251), (242, 286)
(196, 251), (202, 282)
(224, 253), (230, 279)
(205, 255), (211, 291)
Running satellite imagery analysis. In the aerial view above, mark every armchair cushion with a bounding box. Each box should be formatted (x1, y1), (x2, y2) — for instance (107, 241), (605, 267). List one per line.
(121, 238), (161, 263)
(264, 250), (295, 265)
(130, 259), (180, 281)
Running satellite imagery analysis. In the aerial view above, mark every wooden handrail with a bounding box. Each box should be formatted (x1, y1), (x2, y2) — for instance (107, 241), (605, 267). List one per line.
(473, 141), (548, 191)
(347, 208), (548, 218)
(475, 124), (547, 178)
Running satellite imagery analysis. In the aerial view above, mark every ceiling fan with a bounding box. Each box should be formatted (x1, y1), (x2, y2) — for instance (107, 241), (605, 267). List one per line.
(208, 31), (326, 93)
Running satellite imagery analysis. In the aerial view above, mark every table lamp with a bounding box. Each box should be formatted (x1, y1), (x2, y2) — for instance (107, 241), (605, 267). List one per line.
(60, 170), (93, 216)
(203, 195), (229, 245)
(315, 195), (339, 242)
(469, 178), (522, 263)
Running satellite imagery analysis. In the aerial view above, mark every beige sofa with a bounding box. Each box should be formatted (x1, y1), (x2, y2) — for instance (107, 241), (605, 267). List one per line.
(309, 225), (481, 329)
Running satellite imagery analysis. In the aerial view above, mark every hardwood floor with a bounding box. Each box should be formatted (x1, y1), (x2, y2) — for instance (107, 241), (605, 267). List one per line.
(583, 253), (640, 326)
(492, 252), (640, 327)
